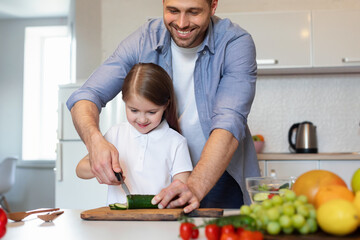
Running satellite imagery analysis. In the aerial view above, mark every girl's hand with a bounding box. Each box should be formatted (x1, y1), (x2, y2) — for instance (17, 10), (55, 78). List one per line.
(151, 179), (200, 213)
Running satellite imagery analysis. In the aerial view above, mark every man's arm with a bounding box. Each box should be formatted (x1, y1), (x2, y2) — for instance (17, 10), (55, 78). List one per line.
(71, 100), (121, 185)
(152, 128), (238, 213)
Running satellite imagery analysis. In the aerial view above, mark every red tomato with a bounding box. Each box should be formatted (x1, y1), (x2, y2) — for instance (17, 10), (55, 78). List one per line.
(251, 231), (264, 240)
(220, 232), (239, 240)
(205, 224), (221, 240)
(221, 225), (235, 235)
(191, 227), (199, 239)
(0, 209), (7, 226)
(268, 193), (276, 199)
(0, 226), (6, 239)
(180, 222), (195, 240)
(238, 230), (253, 240)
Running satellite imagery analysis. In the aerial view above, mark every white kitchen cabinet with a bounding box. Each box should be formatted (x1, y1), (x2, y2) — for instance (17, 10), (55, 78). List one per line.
(265, 160), (318, 178)
(217, 11), (312, 70)
(319, 160), (359, 189)
(258, 160), (266, 177)
(312, 10), (360, 68)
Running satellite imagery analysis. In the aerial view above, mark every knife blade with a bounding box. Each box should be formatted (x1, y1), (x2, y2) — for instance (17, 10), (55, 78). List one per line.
(114, 171), (131, 196)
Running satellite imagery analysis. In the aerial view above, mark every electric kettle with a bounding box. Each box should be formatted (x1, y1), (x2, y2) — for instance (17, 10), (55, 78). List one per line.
(288, 121), (318, 153)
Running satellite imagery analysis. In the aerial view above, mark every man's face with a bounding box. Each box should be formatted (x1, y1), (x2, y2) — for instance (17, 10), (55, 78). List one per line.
(163, 0), (217, 48)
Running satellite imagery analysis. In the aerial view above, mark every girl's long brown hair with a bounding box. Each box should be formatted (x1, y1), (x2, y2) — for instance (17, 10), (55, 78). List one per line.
(122, 63), (180, 133)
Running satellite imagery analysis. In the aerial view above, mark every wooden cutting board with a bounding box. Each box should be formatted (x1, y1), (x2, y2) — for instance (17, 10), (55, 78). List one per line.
(81, 207), (223, 221)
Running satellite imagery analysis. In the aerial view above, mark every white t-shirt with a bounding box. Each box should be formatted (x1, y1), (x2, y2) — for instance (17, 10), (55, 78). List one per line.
(106, 120), (193, 204)
(171, 40), (206, 165)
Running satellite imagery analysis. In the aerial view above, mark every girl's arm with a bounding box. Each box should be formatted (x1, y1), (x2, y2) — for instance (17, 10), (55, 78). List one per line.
(76, 154), (95, 179)
(173, 171), (191, 184)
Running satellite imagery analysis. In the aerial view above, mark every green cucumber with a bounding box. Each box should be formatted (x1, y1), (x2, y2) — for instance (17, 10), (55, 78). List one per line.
(201, 214), (257, 230)
(109, 194), (157, 210)
(127, 194), (157, 209)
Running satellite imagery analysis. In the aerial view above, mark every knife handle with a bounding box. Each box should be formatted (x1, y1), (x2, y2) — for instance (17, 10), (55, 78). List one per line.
(114, 171), (122, 182)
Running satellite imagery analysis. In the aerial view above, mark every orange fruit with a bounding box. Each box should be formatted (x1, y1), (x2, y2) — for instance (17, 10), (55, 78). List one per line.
(292, 170), (347, 205)
(314, 185), (354, 209)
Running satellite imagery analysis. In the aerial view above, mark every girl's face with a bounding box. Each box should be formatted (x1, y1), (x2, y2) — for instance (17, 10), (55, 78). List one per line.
(125, 94), (167, 134)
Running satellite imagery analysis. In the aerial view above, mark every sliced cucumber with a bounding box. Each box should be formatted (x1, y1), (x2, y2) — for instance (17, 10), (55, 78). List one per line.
(114, 203), (128, 210)
(253, 192), (269, 202)
(127, 194), (157, 209)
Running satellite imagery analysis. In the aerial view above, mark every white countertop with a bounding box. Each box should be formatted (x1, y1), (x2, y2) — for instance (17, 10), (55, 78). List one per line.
(257, 152), (360, 160)
(4, 209), (240, 240)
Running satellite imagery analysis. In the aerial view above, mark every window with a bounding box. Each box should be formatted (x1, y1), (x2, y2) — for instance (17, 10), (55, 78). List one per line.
(22, 26), (71, 161)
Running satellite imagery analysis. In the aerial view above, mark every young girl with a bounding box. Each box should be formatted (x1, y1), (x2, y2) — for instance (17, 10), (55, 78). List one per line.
(76, 63), (193, 205)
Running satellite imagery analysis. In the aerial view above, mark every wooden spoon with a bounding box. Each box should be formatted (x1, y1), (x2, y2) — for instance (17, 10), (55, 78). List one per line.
(7, 208), (60, 222)
(37, 210), (64, 222)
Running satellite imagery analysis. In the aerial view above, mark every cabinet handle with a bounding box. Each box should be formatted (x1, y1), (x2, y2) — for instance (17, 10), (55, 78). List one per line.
(56, 143), (63, 182)
(342, 58), (360, 63)
(257, 59), (279, 65)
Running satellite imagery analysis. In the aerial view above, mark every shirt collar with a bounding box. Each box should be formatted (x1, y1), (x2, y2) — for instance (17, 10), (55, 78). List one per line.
(155, 17), (216, 55)
(129, 120), (170, 140)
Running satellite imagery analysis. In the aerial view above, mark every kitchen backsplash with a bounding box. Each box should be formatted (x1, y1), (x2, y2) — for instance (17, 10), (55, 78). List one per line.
(247, 73), (360, 153)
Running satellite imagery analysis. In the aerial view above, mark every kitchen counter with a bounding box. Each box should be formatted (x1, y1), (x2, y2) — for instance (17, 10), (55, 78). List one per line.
(258, 152), (360, 160)
(4, 209), (360, 240)
(4, 209), (234, 240)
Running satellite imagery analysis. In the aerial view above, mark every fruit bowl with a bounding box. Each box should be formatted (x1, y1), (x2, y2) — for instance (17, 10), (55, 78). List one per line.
(253, 141), (264, 153)
(246, 177), (296, 203)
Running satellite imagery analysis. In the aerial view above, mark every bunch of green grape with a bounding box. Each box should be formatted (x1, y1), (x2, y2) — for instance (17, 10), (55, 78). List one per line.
(240, 189), (318, 235)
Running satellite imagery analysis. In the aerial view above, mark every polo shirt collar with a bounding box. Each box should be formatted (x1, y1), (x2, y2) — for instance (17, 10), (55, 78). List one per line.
(129, 120), (170, 140)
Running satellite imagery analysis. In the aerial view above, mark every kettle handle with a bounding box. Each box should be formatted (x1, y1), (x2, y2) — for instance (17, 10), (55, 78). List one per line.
(288, 123), (299, 151)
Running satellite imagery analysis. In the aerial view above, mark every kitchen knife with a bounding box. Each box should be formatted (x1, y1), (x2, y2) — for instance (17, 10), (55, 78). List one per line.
(114, 171), (131, 196)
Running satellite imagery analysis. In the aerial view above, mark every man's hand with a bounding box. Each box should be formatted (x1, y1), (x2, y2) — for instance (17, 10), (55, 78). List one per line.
(151, 179), (200, 213)
(88, 133), (121, 185)
(71, 100), (121, 185)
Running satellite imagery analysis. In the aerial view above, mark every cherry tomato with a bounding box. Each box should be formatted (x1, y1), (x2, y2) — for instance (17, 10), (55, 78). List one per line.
(180, 222), (195, 240)
(191, 227), (199, 239)
(238, 230), (253, 240)
(236, 227), (244, 235)
(251, 231), (264, 240)
(221, 225), (235, 235)
(205, 224), (221, 240)
(268, 193), (276, 199)
(0, 209), (7, 227)
(220, 232), (238, 240)
(0, 226), (6, 239)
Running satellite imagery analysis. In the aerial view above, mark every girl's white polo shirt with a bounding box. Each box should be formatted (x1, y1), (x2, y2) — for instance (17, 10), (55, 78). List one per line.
(106, 120), (193, 205)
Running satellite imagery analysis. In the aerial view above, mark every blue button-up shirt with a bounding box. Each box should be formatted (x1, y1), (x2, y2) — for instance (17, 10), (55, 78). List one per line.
(67, 16), (260, 204)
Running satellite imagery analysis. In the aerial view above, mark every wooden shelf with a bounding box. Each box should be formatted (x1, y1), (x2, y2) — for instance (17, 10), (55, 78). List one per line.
(257, 152), (360, 160)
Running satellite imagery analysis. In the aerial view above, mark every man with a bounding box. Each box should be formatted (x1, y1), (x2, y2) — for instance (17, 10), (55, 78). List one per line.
(67, 0), (260, 213)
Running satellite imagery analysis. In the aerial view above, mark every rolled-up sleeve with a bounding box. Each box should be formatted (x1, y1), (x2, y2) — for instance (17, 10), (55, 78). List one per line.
(210, 33), (257, 142)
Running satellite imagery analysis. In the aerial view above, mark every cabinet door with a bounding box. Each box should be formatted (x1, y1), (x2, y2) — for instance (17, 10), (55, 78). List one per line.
(217, 11), (311, 69)
(266, 161), (318, 178)
(312, 10), (360, 67)
(56, 141), (108, 209)
(319, 160), (359, 189)
(258, 160), (266, 177)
